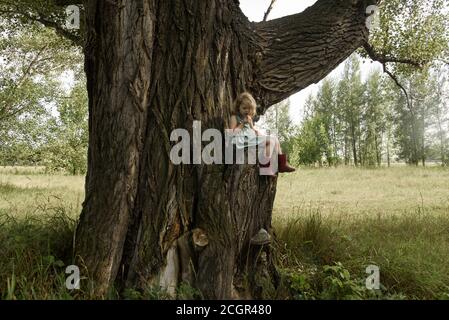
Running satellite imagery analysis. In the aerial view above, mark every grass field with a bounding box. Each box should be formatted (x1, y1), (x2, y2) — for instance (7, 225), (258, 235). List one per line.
(1, 166), (449, 299)
(274, 167), (449, 299)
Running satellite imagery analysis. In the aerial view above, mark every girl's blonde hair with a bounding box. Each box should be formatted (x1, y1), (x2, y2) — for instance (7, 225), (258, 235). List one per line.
(234, 92), (257, 117)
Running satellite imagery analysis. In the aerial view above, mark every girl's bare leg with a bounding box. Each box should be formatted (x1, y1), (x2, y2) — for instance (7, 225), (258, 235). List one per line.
(265, 139), (270, 158)
(265, 137), (283, 156)
(265, 137), (276, 158)
(275, 138), (282, 154)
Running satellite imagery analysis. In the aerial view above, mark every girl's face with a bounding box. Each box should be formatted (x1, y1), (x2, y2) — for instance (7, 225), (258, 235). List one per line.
(239, 101), (255, 117)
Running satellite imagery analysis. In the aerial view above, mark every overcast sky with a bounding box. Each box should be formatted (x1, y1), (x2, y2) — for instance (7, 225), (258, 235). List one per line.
(239, 0), (382, 124)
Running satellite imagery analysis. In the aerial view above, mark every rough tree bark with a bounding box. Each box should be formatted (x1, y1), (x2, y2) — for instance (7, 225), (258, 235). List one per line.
(75, 0), (377, 299)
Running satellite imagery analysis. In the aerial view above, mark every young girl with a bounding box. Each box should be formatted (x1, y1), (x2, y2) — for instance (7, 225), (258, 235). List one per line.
(229, 92), (295, 174)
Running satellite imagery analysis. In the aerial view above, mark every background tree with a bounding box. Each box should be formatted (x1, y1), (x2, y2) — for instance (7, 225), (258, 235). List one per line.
(337, 55), (365, 166)
(431, 67), (449, 166)
(0, 22), (72, 124)
(392, 70), (434, 166)
(0, 20), (84, 169)
(295, 55), (448, 168)
(294, 114), (329, 167)
(42, 75), (88, 175)
(363, 70), (386, 167)
(313, 79), (339, 166)
(262, 99), (296, 157)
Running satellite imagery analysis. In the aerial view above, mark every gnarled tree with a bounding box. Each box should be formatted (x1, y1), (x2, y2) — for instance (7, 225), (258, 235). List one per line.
(74, 0), (379, 299)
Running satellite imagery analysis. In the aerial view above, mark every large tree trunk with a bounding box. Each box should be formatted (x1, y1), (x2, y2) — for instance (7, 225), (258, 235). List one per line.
(75, 0), (376, 299)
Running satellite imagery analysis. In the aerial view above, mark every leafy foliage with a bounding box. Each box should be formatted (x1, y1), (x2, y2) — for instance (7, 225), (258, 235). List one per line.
(41, 77), (88, 175)
(0, 0), (84, 46)
(0, 20), (87, 174)
(294, 54), (448, 167)
(363, 0), (449, 74)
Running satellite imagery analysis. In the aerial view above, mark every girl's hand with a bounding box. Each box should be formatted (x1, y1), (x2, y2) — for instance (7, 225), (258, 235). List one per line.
(246, 116), (260, 135)
(246, 115), (254, 128)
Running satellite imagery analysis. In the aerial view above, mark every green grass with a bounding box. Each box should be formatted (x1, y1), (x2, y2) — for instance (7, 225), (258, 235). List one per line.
(0, 209), (78, 299)
(274, 166), (449, 218)
(1, 166), (449, 299)
(0, 168), (85, 299)
(274, 166), (449, 300)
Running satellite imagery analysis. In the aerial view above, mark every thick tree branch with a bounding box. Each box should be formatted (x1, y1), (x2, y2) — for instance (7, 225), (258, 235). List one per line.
(363, 42), (424, 68)
(382, 64), (414, 115)
(35, 15), (83, 46)
(263, 0), (277, 22)
(361, 41), (423, 116)
(250, 0), (379, 112)
(0, 0), (84, 46)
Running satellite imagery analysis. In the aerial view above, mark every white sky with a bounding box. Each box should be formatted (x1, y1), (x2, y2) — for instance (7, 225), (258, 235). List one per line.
(239, 0), (383, 124)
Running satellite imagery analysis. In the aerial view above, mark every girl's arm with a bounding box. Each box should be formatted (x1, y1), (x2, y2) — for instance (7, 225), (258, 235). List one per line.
(229, 115), (244, 132)
(247, 116), (262, 136)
